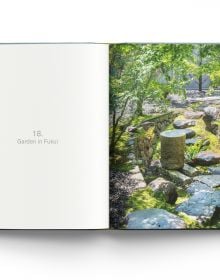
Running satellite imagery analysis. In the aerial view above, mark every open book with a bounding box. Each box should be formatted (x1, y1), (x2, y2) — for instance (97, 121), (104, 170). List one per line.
(1, 43), (220, 229)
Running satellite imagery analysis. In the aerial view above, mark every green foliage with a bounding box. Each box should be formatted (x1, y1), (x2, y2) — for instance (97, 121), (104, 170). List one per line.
(126, 186), (201, 228)
(131, 114), (154, 126)
(191, 119), (220, 153)
(187, 44), (220, 90)
(109, 43), (220, 159)
(152, 140), (161, 160)
(185, 139), (208, 162)
(126, 187), (174, 214)
(178, 212), (201, 229)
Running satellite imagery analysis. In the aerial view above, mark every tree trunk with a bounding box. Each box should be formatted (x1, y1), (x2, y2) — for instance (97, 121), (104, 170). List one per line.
(198, 75), (203, 91)
(110, 110), (117, 158)
(110, 128), (116, 157)
(136, 96), (144, 116)
(198, 45), (203, 92)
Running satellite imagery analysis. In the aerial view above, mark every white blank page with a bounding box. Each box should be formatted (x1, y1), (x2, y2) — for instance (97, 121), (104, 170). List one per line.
(0, 43), (109, 229)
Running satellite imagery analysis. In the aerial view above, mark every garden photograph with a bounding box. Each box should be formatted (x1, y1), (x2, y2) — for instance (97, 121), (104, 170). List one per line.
(109, 43), (220, 229)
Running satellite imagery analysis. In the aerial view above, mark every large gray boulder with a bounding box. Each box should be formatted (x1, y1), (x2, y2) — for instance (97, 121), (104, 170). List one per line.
(203, 106), (220, 121)
(127, 209), (186, 229)
(193, 151), (220, 166)
(173, 119), (196, 129)
(203, 106), (220, 135)
(148, 177), (178, 204)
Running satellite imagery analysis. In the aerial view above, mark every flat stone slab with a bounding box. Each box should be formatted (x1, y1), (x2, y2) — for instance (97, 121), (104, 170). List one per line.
(173, 119), (196, 129)
(174, 128), (196, 139)
(176, 191), (220, 222)
(184, 111), (204, 119)
(187, 96), (220, 103)
(193, 175), (220, 188)
(185, 138), (201, 145)
(208, 166), (220, 175)
(129, 166), (146, 189)
(180, 164), (199, 177)
(164, 170), (192, 186)
(193, 151), (220, 166)
(187, 181), (213, 195)
(127, 209), (186, 229)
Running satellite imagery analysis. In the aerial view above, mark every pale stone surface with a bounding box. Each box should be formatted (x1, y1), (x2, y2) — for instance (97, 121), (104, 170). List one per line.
(176, 191), (220, 223)
(160, 130), (185, 170)
(175, 128), (196, 139)
(193, 151), (220, 166)
(184, 111), (204, 119)
(148, 177), (178, 204)
(173, 119), (196, 129)
(203, 106), (220, 121)
(193, 175), (220, 188)
(129, 165), (141, 174)
(186, 138), (199, 145)
(129, 166), (146, 189)
(203, 106), (220, 135)
(187, 181), (213, 195)
(176, 192), (216, 222)
(127, 208), (186, 229)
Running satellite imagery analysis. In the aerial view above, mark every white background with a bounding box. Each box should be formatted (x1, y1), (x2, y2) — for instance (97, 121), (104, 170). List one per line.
(0, 0), (220, 279)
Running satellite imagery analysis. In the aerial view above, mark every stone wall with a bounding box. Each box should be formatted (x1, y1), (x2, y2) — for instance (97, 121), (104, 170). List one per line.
(129, 112), (178, 169)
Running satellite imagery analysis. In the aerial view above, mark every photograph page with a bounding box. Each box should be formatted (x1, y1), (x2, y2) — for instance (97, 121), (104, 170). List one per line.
(109, 43), (220, 230)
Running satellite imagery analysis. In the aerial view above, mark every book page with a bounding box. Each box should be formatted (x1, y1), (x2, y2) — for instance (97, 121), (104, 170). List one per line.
(109, 43), (220, 230)
(0, 43), (108, 229)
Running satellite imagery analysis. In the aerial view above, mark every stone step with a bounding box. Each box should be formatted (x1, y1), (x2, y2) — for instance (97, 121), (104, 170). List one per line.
(175, 128), (196, 139)
(180, 163), (199, 177)
(129, 166), (146, 189)
(187, 181), (213, 195)
(176, 190), (220, 224)
(193, 175), (220, 188)
(173, 119), (196, 129)
(162, 169), (192, 186)
(186, 138), (198, 145)
(127, 208), (186, 229)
